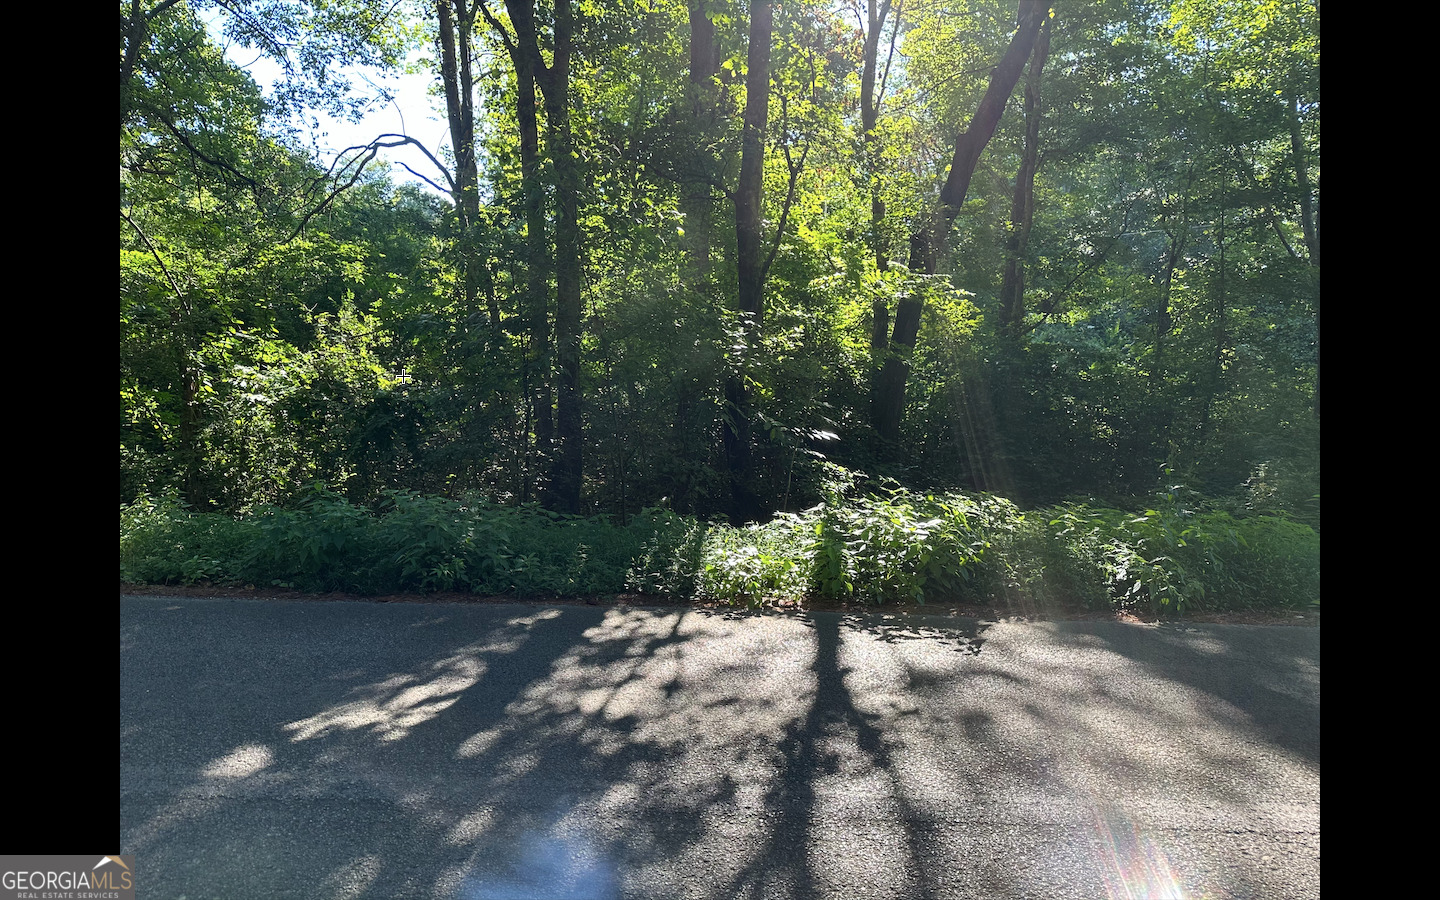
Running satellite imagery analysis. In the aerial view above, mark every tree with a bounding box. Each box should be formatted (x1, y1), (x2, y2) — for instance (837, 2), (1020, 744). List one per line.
(486, 0), (585, 513)
(856, 0), (903, 273)
(721, 0), (774, 521)
(477, 0), (553, 491)
(679, 0), (728, 285)
(997, 8), (1053, 330)
(871, 0), (1051, 447)
(120, 0), (1320, 526)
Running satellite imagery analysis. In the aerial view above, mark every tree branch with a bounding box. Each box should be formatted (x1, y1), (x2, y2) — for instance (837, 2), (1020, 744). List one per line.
(120, 208), (186, 306)
(475, 0), (517, 57)
(763, 139), (810, 283)
(146, 106), (261, 191)
(287, 134), (459, 242)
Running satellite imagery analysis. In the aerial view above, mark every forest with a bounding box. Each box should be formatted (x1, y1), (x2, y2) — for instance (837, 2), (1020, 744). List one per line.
(120, 0), (1319, 612)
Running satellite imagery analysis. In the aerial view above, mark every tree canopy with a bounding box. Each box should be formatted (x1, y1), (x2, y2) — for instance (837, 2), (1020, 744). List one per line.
(121, 0), (1319, 529)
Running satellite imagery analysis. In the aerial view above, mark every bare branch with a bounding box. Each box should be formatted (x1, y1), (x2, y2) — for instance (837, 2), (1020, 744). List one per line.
(120, 208), (186, 306)
(763, 139), (810, 283)
(475, 0), (517, 57)
(284, 132), (461, 243)
(395, 162), (456, 197)
(287, 146), (379, 241)
(370, 134), (458, 192)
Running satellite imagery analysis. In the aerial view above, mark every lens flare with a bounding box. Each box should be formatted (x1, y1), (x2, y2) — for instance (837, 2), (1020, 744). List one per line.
(1092, 806), (1189, 900)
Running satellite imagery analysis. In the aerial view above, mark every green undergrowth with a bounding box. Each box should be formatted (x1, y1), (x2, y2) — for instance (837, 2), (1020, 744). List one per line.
(121, 483), (1318, 615)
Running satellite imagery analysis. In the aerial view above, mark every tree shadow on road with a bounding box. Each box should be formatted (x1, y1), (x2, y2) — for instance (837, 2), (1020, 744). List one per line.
(121, 597), (1316, 900)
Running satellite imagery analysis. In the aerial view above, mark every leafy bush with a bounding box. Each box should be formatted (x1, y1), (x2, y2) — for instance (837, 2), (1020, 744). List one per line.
(121, 480), (1317, 614)
(695, 513), (814, 607)
(492, 504), (649, 596)
(1023, 492), (1319, 614)
(123, 488), (693, 597)
(1209, 514), (1319, 609)
(238, 486), (380, 591)
(625, 509), (709, 597)
(810, 491), (991, 605)
(121, 492), (252, 585)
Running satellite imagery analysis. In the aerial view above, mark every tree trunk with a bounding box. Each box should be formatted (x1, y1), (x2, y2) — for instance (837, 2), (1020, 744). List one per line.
(860, 0), (900, 374)
(436, 1), (479, 229)
(495, 0), (584, 513)
(723, 0), (773, 522)
(735, 0), (772, 330)
(872, 1), (1050, 446)
(541, 1), (583, 514)
(478, 1), (554, 485)
(121, 0), (150, 136)
(519, 60), (554, 459)
(1288, 92), (1319, 269)
(859, 0), (897, 272)
(999, 11), (1053, 330)
(1286, 91), (1319, 417)
(680, 0), (722, 285)
(436, 0), (488, 327)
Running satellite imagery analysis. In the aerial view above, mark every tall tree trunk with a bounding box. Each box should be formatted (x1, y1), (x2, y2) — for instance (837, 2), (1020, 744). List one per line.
(723, 0), (773, 522)
(1286, 90), (1319, 417)
(1312, 171), (1320, 418)
(490, 0), (584, 512)
(859, 0), (898, 273)
(519, 60), (554, 461)
(436, 1), (479, 229)
(860, 0), (900, 375)
(1288, 92), (1319, 269)
(872, 1), (1050, 446)
(540, 1), (583, 514)
(734, 0), (772, 331)
(1149, 215), (1187, 464)
(436, 0), (487, 325)
(999, 11), (1053, 330)
(1198, 189), (1228, 446)
(478, 1), (554, 488)
(681, 0), (722, 285)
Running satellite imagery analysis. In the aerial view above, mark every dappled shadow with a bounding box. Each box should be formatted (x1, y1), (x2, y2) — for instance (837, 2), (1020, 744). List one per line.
(1046, 619), (1320, 765)
(713, 611), (955, 899)
(121, 602), (610, 898)
(705, 605), (988, 654)
(930, 620), (1320, 899)
(121, 596), (1318, 899)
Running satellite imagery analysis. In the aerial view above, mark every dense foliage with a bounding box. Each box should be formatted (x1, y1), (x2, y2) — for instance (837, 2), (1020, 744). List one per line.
(121, 0), (1318, 610)
(121, 483), (1317, 613)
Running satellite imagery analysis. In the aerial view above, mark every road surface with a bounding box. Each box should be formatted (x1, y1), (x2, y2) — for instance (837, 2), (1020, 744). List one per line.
(120, 595), (1319, 899)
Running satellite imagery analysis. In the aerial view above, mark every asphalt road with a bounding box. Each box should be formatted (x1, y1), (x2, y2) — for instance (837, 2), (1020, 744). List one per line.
(120, 595), (1319, 899)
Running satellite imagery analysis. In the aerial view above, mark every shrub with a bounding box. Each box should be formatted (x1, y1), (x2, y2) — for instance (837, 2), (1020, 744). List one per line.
(625, 509), (709, 597)
(1210, 514), (1320, 609)
(121, 492), (251, 585)
(237, 487), (380, 592)
(810, 491), (994, 605)
(696, 513), (814, 607)
(120, 481), (1317, 614)
(1026, 495), (1318, 614)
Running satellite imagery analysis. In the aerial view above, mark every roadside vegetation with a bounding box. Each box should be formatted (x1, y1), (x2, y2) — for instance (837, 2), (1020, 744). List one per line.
(121, 474), (1317, 616)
